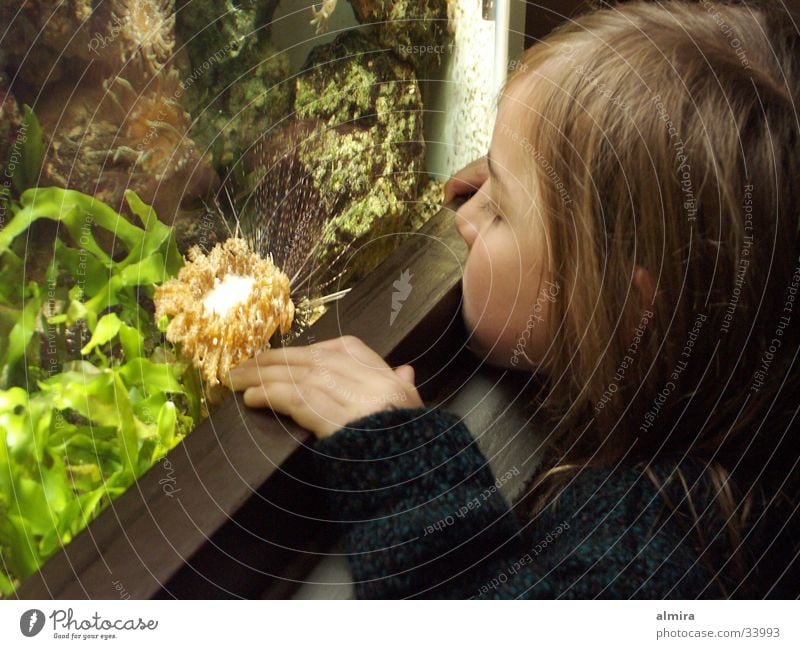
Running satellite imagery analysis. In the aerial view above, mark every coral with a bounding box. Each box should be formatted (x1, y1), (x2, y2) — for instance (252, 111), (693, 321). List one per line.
(103, 0), (177, 82)
(0, 0), (178, 86)
(1, 0), (218, 229)
(154, 237), (294, 387)
(348, 0), (454, 71)
(35, 70), (218, 224)
(291, 30), (429, 282)
(241, 118), (346, 298)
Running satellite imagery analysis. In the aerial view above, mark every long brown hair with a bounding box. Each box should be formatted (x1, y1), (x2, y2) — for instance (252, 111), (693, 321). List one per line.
(505, 0), (800, 596)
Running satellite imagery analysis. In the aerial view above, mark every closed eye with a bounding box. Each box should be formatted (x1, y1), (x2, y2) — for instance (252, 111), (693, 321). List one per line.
(480, 197), (504, 225)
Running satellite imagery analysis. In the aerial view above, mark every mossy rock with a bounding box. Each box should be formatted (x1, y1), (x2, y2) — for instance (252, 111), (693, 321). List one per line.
(293, 29), (430, 283)
(348, 0), (453, 72)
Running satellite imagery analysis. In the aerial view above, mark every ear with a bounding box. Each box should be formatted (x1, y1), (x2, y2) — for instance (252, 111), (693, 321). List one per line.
(632, 265), (656, 312)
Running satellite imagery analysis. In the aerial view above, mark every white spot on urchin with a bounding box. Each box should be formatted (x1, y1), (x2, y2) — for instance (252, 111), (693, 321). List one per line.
(202, 273), (256, 317)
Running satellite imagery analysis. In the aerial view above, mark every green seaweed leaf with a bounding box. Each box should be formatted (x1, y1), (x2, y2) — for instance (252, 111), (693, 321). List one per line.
(10, 105), (44, 195)
(0, 186), (204, 596)
(80, 313), (122, 356)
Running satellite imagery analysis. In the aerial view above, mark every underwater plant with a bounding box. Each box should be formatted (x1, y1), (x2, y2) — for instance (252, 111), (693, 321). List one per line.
(0, 186), (203, 596)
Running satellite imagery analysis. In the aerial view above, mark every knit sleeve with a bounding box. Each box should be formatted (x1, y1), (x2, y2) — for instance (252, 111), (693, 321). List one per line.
(311, 406), (525, 598)
(312, 407), (721, 599)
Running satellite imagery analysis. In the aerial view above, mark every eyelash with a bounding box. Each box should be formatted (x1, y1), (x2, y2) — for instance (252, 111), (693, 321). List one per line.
(480, 198), (503, 223)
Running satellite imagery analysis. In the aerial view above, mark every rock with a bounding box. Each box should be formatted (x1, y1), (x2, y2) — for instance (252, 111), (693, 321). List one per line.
(292, 29), (431, 283)
(0, 0), (95, 86)
(348, 0), (454, 71)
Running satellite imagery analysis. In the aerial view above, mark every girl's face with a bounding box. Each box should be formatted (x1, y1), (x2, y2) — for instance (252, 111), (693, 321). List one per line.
(454, 85), (554, 371)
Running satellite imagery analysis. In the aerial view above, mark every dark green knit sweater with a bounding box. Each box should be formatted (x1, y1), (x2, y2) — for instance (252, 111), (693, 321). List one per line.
(311, 406), (743, 599)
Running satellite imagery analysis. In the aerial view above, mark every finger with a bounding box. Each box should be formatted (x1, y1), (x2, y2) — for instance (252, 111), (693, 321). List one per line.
(237, 345), (318, 369)
(393, 364), (416, 386)
(240, 336), (376, 370)
(313, 336), (392, 371)
(443, 156), (489, 204)
(227, 363), (312, 391)
(242, 383), (343, 438)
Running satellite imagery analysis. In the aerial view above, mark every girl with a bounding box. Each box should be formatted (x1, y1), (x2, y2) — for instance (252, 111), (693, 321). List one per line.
(229, 0), (800, 598)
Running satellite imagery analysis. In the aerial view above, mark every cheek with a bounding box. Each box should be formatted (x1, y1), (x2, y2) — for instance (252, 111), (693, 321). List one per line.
(461, 233), (550, 368)
(461, 239), (523, 353)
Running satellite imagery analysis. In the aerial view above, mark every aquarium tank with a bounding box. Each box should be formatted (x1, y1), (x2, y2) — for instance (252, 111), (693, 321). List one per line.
(0, 0), (522, 595)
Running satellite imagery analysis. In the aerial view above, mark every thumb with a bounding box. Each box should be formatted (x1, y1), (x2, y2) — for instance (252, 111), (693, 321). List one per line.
(393, 364), (416, 385)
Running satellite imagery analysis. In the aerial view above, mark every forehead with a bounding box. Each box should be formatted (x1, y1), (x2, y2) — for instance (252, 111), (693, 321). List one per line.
(490, 82), (535, 185)
(495, 51), (566, 141)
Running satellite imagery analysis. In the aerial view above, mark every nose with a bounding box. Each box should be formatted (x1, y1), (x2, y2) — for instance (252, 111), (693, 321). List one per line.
(454, 209), (479, 250)
(454, 188), (491, 250)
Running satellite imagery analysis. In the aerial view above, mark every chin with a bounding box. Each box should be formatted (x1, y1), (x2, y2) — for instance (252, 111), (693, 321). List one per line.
(463, 324), (514, 369)
(463, 320), (544, 373)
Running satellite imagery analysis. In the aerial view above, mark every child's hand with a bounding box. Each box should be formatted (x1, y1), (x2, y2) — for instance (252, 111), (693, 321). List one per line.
(226, 336), (424, 439)
(443, 155), (489, 204)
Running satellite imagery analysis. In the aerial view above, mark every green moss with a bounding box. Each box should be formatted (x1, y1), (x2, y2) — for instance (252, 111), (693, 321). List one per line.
(291, 30), (431, 281)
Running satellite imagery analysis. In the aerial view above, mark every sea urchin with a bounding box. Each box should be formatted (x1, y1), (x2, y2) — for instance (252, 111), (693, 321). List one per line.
(154, 237), (295, 387)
